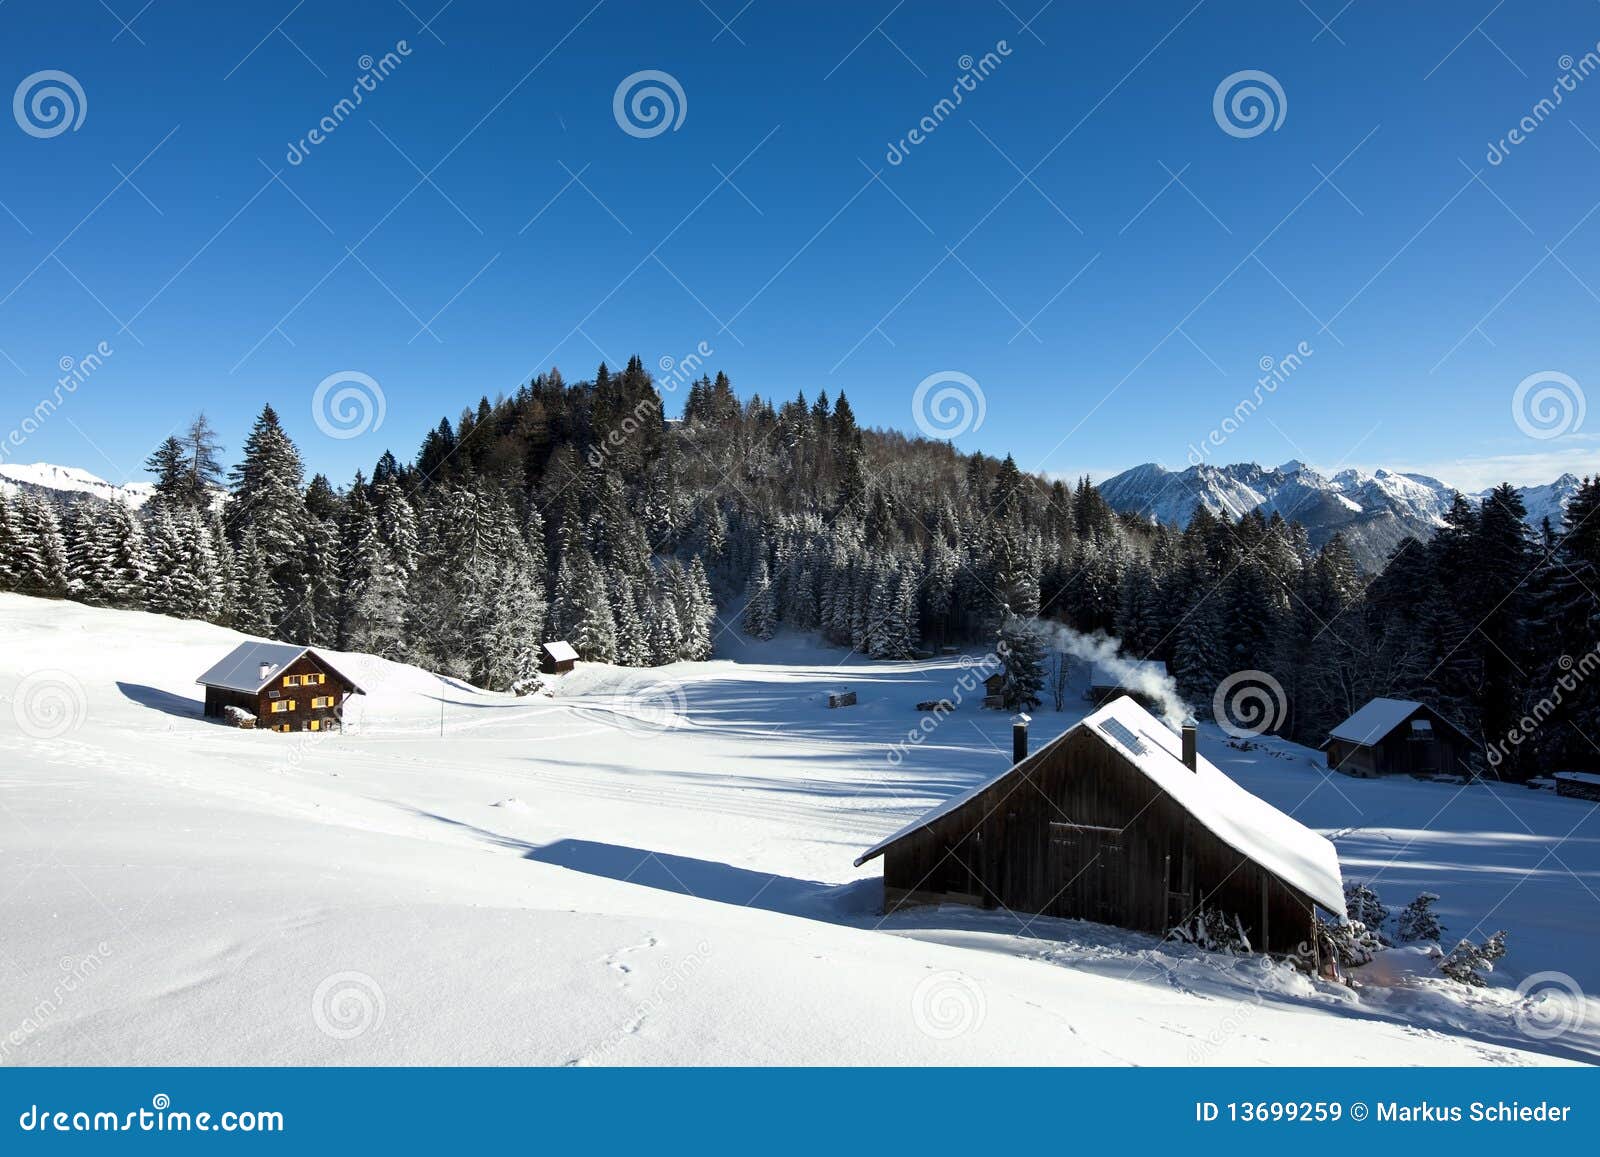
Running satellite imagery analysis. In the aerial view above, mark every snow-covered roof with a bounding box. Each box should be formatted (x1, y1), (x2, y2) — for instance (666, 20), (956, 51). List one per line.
(1086, 659), (1168, 686)
(542, 641), (578, 663)
(195, 642), (364, 695)
(1555, 771), (1600, 787)
(1325, 698), (1471, 748)
(856, 696), (1346, 915)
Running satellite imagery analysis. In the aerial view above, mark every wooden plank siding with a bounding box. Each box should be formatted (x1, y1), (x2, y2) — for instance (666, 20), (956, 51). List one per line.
(882, 728), (1319, 954)
(202, 651), (354, 733)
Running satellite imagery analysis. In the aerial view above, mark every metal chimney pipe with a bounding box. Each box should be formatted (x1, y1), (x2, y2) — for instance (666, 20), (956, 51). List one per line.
(1182, 717), (1198, 771)
(1012, 713), (1031, 764)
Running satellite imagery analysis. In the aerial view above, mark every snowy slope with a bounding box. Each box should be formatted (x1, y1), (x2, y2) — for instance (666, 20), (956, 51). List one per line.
(1099, 461), (1584, 570)
(1, 595), (1595, 1065)
(0, 462), (154, 508)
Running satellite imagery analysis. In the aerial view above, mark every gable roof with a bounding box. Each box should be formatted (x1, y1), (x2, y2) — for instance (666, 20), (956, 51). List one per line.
(1326, 698), (1471, 748)
(542, 640), (578, 663)
(195, 642), (365, 695)
(856, 695), (1345, 915)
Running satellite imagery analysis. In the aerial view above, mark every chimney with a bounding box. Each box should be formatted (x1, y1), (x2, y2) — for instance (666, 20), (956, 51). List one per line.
(1012, 713), (1031, 764)
(1181, 717), (1198, 771)
(259, 661), (273, 682)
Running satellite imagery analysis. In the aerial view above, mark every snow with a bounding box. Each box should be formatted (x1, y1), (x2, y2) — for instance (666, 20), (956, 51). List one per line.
(0, 462), (154, 508)
(2, 594), (1597, 1066)
(194, 641), (339, 694)
(1554, 771), (1600, 787)
(542, 640), (579, 664)
(1328, 698), (1425, 745)
(859, 698), (1346, 916)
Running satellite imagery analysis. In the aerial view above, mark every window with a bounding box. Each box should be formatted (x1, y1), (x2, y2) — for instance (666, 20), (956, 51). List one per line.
(311, 673), (326, 685)
(310, 719), (321, 732)
(311, 696), (333, 709)
(282, 675), (297, 687)
(270, 700), (289, 714)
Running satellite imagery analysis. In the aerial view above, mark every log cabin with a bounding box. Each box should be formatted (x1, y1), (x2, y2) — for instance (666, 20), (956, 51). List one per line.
(196, 642), (365, 733)
(1322, 698), (1474, 779)
(855, 696), (1345, 954)
(539, 640), (578, 675)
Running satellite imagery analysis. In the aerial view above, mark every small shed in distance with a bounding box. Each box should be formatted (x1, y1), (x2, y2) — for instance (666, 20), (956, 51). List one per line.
(539, 640), (579, 675)
(856, 696), (1345, 953)
(1323, 698), (1474, 778)
(1555, 771), (1600, 802)
(1085, 660), (1170, 713)
(196, 641), (364, 733)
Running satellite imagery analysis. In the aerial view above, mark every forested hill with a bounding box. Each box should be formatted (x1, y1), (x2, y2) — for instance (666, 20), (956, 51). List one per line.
(3, 354), (1599, 780)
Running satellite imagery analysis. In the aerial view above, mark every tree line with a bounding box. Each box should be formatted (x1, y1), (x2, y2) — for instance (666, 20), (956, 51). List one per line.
(1, 355), (1594, 780)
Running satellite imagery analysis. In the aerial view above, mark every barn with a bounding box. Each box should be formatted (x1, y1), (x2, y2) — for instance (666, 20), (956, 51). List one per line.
(855, 696), (1345, 953)
(196, 642), (364, 733)
(539, 640), (578, 675)
(1322, 698), (1475, 779)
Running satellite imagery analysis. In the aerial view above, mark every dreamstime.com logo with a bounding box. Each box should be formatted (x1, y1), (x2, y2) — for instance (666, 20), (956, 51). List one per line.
(613, 70), (686, 138)
(1514, 971), (1586, 1040)
(312, 370), (386, 439)
(910, 970), (987, 1040)
(13, 69), (86, 138)
(1485, 645), (1600, 768)
(1213, 70), (1286, 139)
(11, 669), (88, 740)
(1212, 669), (1287, 739)
(1512, 370), (1584, 440)
(310, 970), (386, 1040)
(17, 1094), (283, 1134)
(912, 371), (985, 440)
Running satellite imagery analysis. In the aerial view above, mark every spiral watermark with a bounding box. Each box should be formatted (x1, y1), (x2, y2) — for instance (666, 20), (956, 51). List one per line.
(12, 669), (88, 740)
(13, 70), (86, 138)
(911, 371), (985, 440)
(1212, 70), (1286, 139)
(1212, 669), (1287, 738)
(910, 970), (986, 1040)
(312, 371), (386, 440)
(310, 970), (386, 1040)
(613, 70), (686, 138)
(1512, 370), (1584, 440)
(1513, 971), (1585, 1040)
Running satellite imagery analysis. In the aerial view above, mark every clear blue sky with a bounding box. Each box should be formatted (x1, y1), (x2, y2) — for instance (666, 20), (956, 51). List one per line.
(3, 0), (1599, 490)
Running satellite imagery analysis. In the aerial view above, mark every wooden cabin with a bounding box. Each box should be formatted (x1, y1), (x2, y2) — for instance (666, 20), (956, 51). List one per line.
(196, 642), (364, 733)
(981, 670), (1005, 709)
(855, 697), (1345, 953)
(1085, 659), (1170, 713)
(1322, 698), (1474, 778)
(539, 640), (578, 675)
(1554, 771), (1600, 802)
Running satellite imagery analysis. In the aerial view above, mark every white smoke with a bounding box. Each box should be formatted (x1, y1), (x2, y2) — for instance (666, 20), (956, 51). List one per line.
(1047, 625), (1191, 729)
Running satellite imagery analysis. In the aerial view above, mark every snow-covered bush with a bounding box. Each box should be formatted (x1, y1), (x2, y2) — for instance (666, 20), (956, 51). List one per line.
(1290, 916), (1383, 978)
(1397, 892), (1443, 943)
(1438, 930), (1508, 987)
(1167, 907), (1252, 955)
(1343, 882), (1389, 944)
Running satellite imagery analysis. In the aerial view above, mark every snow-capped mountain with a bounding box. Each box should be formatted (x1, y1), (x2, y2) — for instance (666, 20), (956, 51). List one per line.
(0, 462), (154, 508)
(1099, 460), (1583, 571)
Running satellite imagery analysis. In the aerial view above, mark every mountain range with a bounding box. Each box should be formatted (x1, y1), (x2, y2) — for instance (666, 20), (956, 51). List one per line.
(1098, 460), (1584, 571)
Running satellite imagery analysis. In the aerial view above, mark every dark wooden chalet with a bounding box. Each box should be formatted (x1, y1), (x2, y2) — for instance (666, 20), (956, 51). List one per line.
(539, 640), (578, 675)
(855, 697), (1345, 953)
(1322, 698), (1474, 778)
(196, 642), (364, 733)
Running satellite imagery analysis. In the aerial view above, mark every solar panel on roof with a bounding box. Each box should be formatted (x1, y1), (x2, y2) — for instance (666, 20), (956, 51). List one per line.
(1098, 718), (1147, 756)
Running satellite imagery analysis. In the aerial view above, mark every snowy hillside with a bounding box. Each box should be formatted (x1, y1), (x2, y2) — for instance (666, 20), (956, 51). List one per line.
(1099, 460), (1583, 569)
(1, 594), (1595, 1065)
(0, 462), (154, 509)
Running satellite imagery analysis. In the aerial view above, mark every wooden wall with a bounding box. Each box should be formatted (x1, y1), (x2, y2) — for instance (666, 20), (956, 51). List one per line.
(882, 728), (1319, 953)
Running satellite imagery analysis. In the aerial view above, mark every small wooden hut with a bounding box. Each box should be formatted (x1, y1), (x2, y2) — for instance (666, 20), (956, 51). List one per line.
(539, 641), (578, 675)
(1322, 698), (1474, 778)
(855, 697), (1345, 953)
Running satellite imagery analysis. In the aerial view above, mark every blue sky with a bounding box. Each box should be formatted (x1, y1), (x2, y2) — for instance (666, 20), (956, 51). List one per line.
(2, 0), (1599, 490)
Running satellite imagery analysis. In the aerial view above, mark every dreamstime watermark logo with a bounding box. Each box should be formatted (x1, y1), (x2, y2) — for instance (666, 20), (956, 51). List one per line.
(1212, 669), (1287, 739)
(12, 669), (88, 739)
(312, 371), (386, 439)
(887, 651), (1003, 766)
(1212, 70), (1286, 139)
(1513, 970), (1586, 1040)
(587, 341), (713, 469)
(285, 42), (412, 165)
(1486, 645), (1600, 768)
(0, 340), (113, 466)
(910, 970), (986, 1040)
(911, 371), (985, 440)
(0, 941), (113, 1061)
(885, 41), (1013, 165)
(13, 69), (86, 138)
(1512, 370), (1584, 440)
(613, 70), (686, 138)
(602, 679), (691, 735)
(310, 970), (386, 1040)
(1487, 47), (1600, 165)
(1187, 341), (1313, 466)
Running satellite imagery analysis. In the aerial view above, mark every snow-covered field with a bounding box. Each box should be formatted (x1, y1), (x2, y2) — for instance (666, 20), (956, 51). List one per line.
(1, 593), (1596, 1065)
